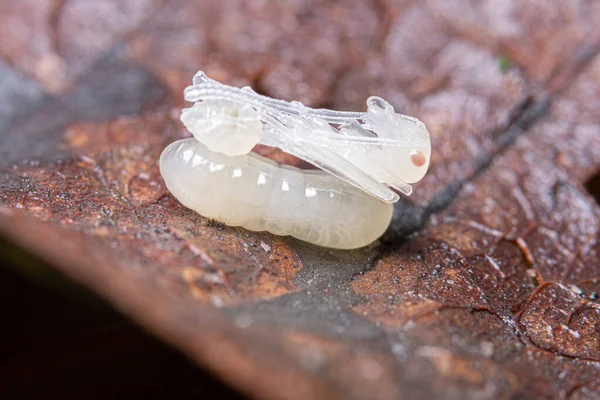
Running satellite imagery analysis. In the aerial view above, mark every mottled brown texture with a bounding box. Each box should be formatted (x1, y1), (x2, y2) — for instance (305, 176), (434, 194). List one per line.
(1, 0), (600, 399)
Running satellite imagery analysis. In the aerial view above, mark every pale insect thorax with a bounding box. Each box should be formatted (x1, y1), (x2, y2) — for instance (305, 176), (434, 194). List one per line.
(181, 99), (264, 157)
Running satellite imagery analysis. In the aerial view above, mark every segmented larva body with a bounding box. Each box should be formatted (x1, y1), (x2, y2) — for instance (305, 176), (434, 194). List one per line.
(160, 139), (393, 249)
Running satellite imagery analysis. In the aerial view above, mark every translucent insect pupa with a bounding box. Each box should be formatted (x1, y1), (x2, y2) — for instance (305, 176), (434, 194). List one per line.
(160, 72), (432, 249)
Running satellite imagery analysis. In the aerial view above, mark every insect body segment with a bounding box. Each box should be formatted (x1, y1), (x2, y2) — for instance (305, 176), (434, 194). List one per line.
(180, 99), (264, 157)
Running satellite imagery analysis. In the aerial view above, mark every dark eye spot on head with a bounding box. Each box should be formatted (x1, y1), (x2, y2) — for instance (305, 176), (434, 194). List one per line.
(410, 150), (426, 167)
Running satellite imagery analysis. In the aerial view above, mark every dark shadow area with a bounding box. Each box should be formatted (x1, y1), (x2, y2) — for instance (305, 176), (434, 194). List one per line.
(0, 239), (247, 400)
(584, 171), (600, 205)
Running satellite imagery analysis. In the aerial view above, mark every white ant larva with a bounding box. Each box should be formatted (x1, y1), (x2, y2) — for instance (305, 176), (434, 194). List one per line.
(160, 139), (393, 249)
(159, 72), (431, 249)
